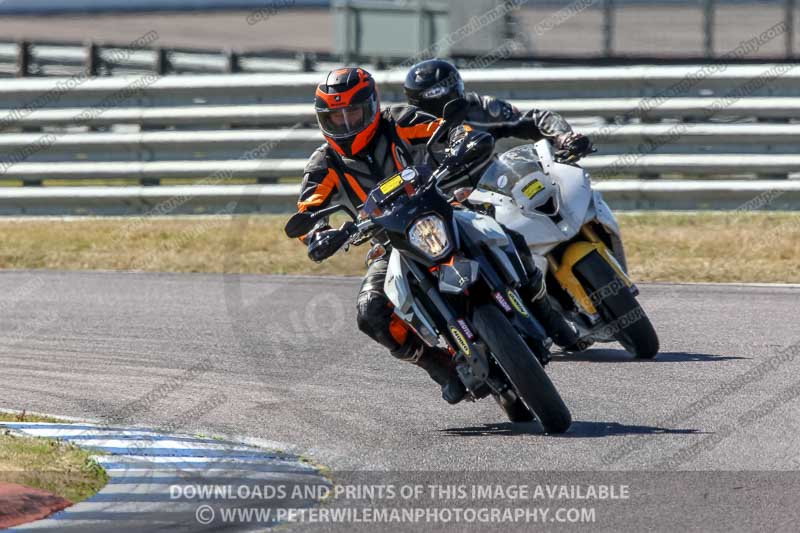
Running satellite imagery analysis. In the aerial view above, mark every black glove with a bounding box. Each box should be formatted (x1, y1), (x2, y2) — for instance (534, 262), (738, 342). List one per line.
(307, 227), (350, 263)
(555, 133), (594, 163)
(439, 125), (470, 168)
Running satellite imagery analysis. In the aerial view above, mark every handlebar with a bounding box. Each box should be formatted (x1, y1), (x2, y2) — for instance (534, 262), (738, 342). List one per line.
(341, 217), (378, 248)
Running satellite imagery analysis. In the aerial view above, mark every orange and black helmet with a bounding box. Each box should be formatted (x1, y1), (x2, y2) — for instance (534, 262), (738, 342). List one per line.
(315, 67), (380, 158)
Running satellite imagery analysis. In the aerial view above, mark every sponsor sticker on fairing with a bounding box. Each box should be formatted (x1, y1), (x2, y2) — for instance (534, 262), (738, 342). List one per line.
(449, 327), (471, 356)
(506, 290), (530, 318)
(457, 318), (474, 340)
(493, 292), (513, 313)
(379, 174), (404, 194)
(522, 179), (545, 199)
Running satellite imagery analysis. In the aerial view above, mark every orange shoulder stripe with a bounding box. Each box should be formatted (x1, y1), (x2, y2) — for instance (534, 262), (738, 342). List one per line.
(396, 118), (442, 143)
(342, 172), (367, 203)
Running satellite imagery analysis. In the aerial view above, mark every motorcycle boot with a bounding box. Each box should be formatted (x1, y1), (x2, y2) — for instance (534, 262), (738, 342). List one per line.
(394, 340), (466, 405)
(504, 227), (580, 350)
(527, 276), (580, 349)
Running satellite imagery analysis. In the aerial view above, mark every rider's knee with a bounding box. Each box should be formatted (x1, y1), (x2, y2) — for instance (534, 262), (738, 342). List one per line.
(356, 290), (393, 338)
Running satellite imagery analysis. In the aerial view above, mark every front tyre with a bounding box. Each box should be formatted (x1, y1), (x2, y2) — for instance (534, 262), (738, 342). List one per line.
(573, 250), (659, 359)
(493, 393), (535, 423)
(472, 304), (571, 433)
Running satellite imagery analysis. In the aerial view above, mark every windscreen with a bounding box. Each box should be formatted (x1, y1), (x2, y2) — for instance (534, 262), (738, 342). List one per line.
(477, 144), (543, 196)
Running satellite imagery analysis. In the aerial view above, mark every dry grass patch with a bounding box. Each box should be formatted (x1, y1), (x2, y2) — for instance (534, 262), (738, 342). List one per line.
(619, 212), (800, 283)
(0, 434), (108, 503)
(0, 215), (364, 276)
(0, 410), (64, 423)
(0, 411), (108, 503)
(0, 212), (797, 282)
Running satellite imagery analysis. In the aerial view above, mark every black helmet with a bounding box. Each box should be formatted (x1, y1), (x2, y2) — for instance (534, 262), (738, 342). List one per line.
(403, 59), (465, 117)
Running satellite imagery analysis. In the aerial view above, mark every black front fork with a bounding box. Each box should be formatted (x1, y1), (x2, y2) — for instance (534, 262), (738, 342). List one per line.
(402, 258), (490, 383)
(457, 226), (551, 349)
(398, 229), (555, 399)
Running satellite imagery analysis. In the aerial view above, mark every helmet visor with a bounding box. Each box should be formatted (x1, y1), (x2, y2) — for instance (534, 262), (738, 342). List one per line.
(422, 77), (464, 100)
(316, 98), (378, 139)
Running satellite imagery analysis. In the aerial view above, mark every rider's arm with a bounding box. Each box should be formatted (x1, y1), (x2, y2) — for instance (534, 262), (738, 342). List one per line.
(295, 145), (356, 262)
(522, 109), (594, 162)
(524, 108), (573, 140)
(477, 95), (523, 122)
(469, 107), (591, 161)
(475, 94), (572, 141)
(435, 124), (484, 193)
(296, 146), (339, 243)
(468, 110), (569, 143)
(390, 105), (443, 146)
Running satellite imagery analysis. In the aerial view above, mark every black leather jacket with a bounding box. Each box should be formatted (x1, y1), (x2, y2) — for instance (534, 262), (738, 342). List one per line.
(464, 92), (573, 142)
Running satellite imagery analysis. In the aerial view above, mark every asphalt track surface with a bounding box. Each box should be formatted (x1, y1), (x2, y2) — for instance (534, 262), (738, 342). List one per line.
(2, 270), (800, 531)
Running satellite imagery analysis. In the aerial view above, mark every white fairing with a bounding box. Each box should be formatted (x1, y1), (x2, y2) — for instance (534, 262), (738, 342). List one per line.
(536, 137), (555, 175)
(467, 142), (634, 342)
(592, 190), (622, 238)
(385, 248), (412, 314)
(468, 142), (622, 259)
(453, 209), (521, 287)
(384, 248), (439, 346)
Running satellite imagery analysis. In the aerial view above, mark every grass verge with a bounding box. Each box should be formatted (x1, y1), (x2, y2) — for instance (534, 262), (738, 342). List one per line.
(0, 212), (797, 283)
(0, 411), (65, 424)
(621, 212), (800, 283)
(0, 411), (108, 503)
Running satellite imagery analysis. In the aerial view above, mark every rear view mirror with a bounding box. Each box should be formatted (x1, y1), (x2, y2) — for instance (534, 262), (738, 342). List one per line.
(285, 204), (351, 238)
(442, 97), (468, 123)
(446, 130), (495, 170)
(426, 97), (470, 166)
(284, 211), (316, 238)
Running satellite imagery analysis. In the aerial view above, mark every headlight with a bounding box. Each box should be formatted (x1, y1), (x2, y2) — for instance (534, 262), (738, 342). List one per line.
(408, 215), (450, 260)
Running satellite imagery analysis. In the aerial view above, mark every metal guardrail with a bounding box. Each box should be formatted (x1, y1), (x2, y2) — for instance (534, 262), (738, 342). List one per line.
(0, 125), (797, 168)
(2, 66), (800, 106)
(0, 66), (797, 213)
(2, 180), (800, 216)
(1, 98), (799, 129)
(4, 155), (799, 185)
(5, 39), (798, 80)
(0, 0), (796, 75)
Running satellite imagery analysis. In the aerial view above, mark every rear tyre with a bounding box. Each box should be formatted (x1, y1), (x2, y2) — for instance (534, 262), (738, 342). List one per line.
(472, 304), (571, 433)
(573, 251), (659, 359)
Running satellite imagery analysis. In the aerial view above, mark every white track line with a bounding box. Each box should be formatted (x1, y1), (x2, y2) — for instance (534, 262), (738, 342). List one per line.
(0, 421), (329, 530)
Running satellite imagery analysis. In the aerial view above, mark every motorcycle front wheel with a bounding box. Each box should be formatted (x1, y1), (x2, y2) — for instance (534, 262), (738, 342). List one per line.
(573, 250), (660, 359)
(472, 304), (571, 433)
(493, 392), (535, 423)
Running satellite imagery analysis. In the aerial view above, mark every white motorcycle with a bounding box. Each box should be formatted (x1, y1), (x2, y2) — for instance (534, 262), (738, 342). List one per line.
(467, 140), (659, 359)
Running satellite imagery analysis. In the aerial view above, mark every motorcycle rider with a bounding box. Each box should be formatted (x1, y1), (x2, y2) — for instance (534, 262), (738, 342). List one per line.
(404, 58), (591, 351)
(295, 67), (578, 405)
(403, 58), (592, 163)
